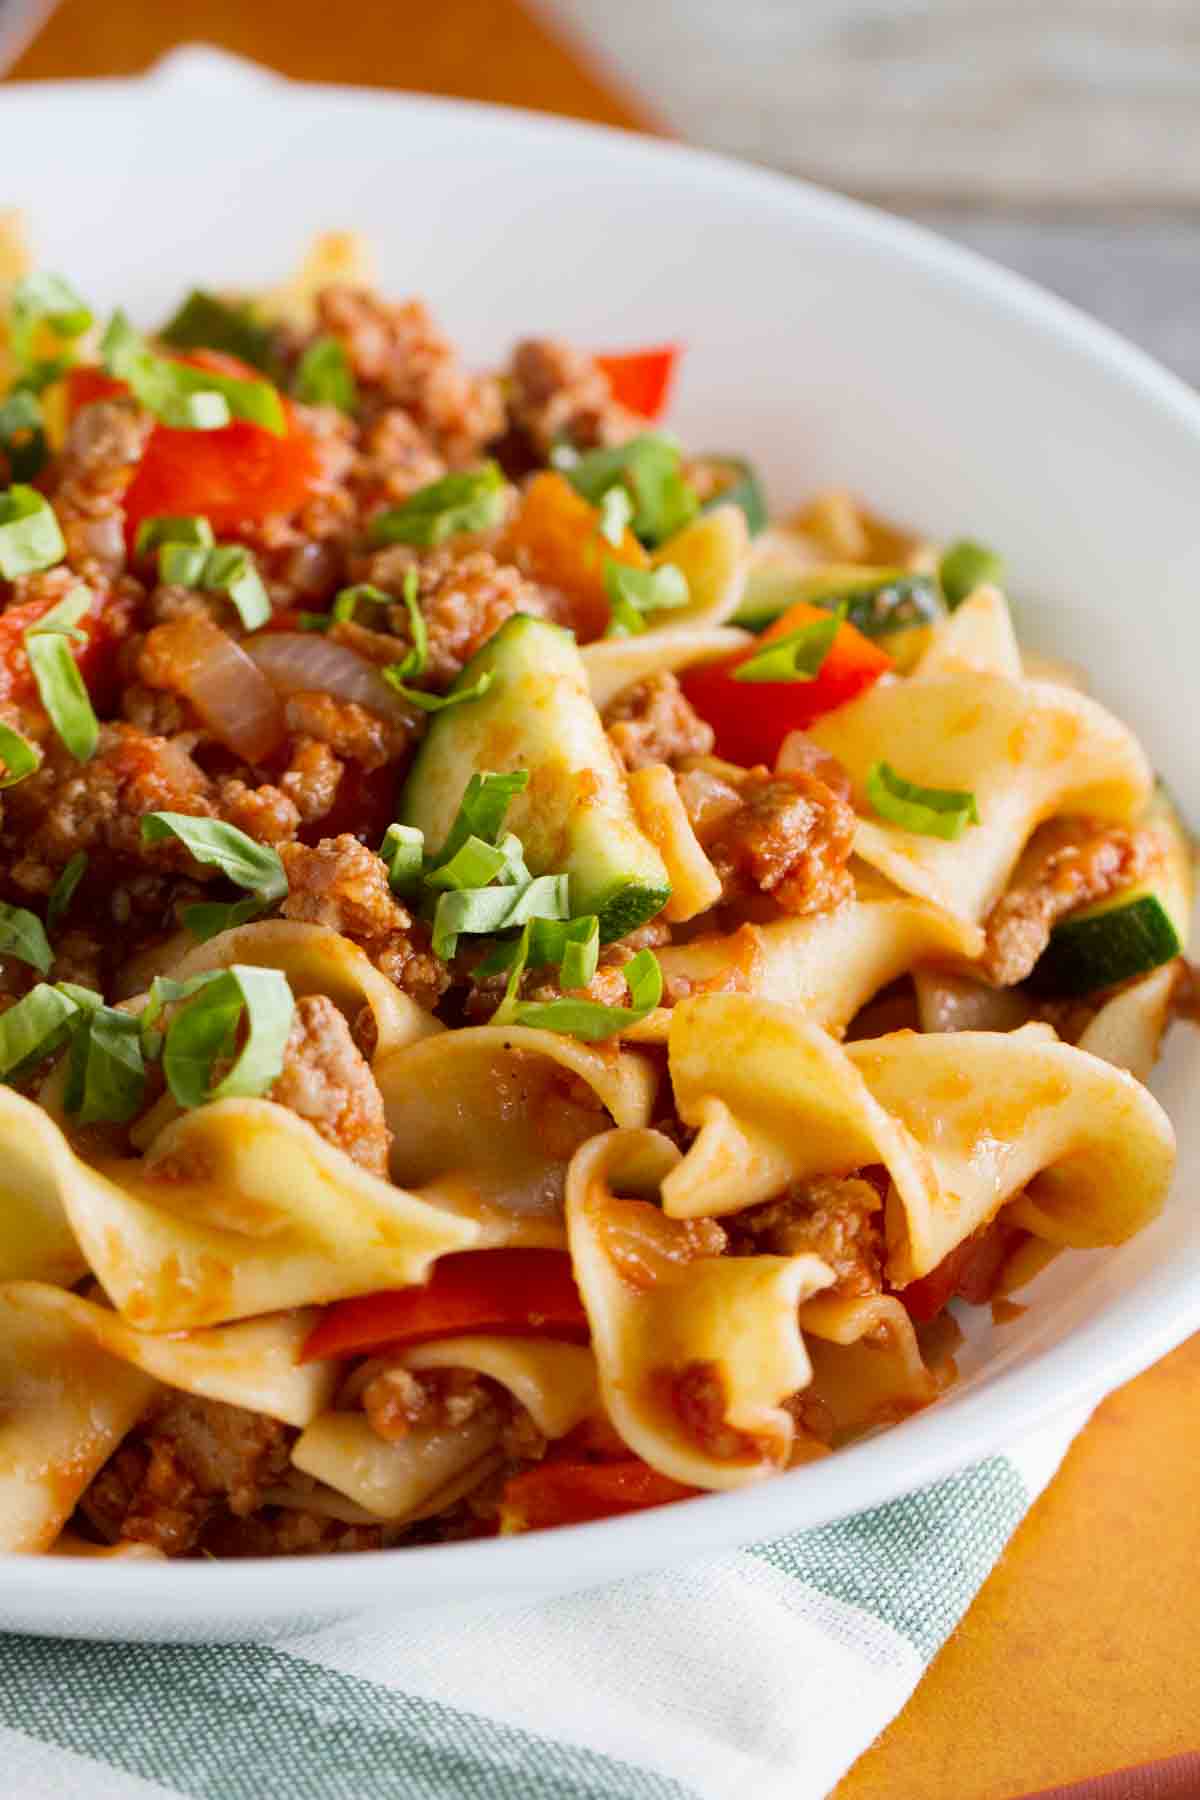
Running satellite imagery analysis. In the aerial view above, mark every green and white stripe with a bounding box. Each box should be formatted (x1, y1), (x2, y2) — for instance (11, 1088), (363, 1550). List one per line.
(0, 1419), (1082, 1800)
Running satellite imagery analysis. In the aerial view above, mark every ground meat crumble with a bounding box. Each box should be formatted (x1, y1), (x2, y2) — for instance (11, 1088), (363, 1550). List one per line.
(604, 672), (715, 771)
(677, 763), (856, 917)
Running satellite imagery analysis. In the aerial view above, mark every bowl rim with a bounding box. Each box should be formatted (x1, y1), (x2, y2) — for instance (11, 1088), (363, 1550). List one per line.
(2, 59), (1199, 1617)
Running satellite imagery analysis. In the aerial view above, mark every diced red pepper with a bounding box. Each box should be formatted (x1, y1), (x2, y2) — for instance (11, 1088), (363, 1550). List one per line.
(680, 599), (892, 766)
(898, 1218), (1027, 1324)
(499, 1457), (697, 1531)
(67, 351), (321, 545)
(0, 584), (127, 713)
(300, 1249), (588, 1362)
(594, 345), (680, 421)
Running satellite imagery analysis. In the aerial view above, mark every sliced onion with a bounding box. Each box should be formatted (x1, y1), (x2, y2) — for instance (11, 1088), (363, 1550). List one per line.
(142, 616), (287, 763)
(248, 631), (414, 727)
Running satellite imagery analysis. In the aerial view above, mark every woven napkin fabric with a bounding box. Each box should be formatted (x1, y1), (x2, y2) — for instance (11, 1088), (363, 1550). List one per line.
(0, 1412), (1081, 1800)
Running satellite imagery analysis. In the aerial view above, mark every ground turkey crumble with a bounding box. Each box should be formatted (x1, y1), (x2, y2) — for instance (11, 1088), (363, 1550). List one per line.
(268, 993), (391, 1175)
(604, 672), (715, 771)
(982, 818), (1162, 986)
(677, 763), (856, 917)
(279, 834), (449, 1011)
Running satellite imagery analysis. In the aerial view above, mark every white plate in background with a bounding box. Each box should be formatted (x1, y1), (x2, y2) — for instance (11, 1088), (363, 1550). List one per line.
(0, 47), (1196, 1641)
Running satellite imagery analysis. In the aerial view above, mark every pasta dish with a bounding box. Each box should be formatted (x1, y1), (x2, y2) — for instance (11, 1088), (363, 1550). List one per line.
(0, 233), (1191, 1559)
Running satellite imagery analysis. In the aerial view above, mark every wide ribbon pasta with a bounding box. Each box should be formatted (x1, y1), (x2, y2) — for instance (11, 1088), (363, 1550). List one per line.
(373, 1024), (656, 1246)
(798, 1294), (936, 1441)
(664, 995), (1175, 1283)
(34, 1094), (478, 1330)
(809, 596), (1152, 923)
(0, 1282), (158, 1553)
(566, 1129), (834, 1490)
(583, 627), (751, 712)
(627, 881), (982, 1044)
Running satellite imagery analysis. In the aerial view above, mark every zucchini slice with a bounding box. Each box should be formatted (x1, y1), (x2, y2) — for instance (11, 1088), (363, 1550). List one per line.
(735, 560), (943, 638)
(1032, 784), (1193, 996)
(399, 615), (671, 941)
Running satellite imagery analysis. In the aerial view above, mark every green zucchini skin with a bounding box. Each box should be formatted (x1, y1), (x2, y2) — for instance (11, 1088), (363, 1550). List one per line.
(735, 564), (941, 636)
(399, 614), (671, 942)
(697, 456), (768, 537)
(1031, 785), (1192, 996)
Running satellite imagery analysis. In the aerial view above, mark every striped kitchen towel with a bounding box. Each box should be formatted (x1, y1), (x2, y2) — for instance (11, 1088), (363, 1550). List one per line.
(0, 1413), (1079, 1800)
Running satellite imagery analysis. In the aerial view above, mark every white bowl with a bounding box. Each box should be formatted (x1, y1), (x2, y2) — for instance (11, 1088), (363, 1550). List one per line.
(2, 48), (1197, 1643)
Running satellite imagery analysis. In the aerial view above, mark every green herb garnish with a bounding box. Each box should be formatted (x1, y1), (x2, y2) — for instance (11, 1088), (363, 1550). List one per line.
(159, 290), (275, 372)
(293, 336), (358, 412)
(0, 485), (65, 578)
(493, 936), (661, 1039)
(369, 463), (507, 549)
(46, 852), (87, 931)
(732, 609), (842, 684)
(603, 559), (689, 637)
(9, 273), (92, 372)
(101, 311), (285, 435)
(556, 434), (698, 546)
(0, 901), (53, 974)
(0, 720), (41, 789)
(938, 540), (1005, 610)
(0, 390), (47, 483)
(134, 514), (215, 557)
(63, 1001), (146, 1125)
(0, 983), (80, 1082)
(865, 761), (980, 841)
(161, 964), (294, 1108)
(140, 815), (287, 917)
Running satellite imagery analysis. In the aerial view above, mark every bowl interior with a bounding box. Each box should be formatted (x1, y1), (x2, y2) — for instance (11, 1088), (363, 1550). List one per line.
(1, 50), (1197, 1634)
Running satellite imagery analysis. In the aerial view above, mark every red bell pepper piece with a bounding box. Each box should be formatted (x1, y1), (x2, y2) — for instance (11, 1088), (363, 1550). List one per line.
(67, 351), (320, 545)
(301, 1249), (588, 1362)
(500, 1458), (697, 1531)
(899, 1219), (1026, 1324)
(594, 345), (680, 421)
(680, 598), (892, 767)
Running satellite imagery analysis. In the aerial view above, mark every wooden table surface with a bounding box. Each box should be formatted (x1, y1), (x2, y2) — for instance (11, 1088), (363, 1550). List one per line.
(8, 5), (1200, 1796)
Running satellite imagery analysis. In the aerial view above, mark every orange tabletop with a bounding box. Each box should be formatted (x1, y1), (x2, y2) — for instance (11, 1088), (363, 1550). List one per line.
(9, 6), (1200, 1796)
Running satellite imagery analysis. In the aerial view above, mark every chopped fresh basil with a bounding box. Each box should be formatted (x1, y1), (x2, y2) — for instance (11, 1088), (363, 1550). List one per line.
(296, 611), (331, 632)
(0, 485), (65, 578)
(0, 720), (41, 789)
(140, 814), (288, 900)
(732, 610), (842, 684)
(495, 941), (662, 1038)
(139, 969), (226, 1059)
(697, 454), (768, 536)
(939, 539), (1005, 610)
(46, 852), (87, 931)
(25, 634), (98, 762)
(9, 273), (92, 371)
(865, 760), (981, 841)
(424, 834), (513, 894)
(429, 769), (529, 870)
(603, 559), (689, 637)
(0, 982), (80, 1082)
(369, 463), (507, 549)
(134, 514), (215, 557)
(475, 912), (599, 982)
(158, 542), (210, 587)
(382, 668), (494, 713)
(63, 1001), (146, 1125)
(101, 311), (285, 435)
(557, 434), (699, 547)
(293, 336), (358, 412)
(331, 583), (391, 626)
(27, 583), (91, 640)
(162, 964), (294, 1108)
(159, 290), (275, 372)
(155, 539), (270, 630)
(0, 901), (53, 974)
(0, 389), (47, 482)
(431, 873), (570, 961)
(202, 545), (271, 631)
(379, 822), (425, 897)
(180, 894), (271, 944)
(598, 484), (634, 547)
(393, 567), (427, 679)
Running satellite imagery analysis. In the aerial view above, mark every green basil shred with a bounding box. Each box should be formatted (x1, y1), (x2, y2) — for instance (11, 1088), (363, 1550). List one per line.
(369, 464), (507, 549)
(866, 760), (981, 841)
(603, 559), (689, 637)
(733, 609), (842, 684)
(0, 485), (66, 579)
(293, 336), (358, 412)
(46, 852), (88, 932)
(0, 720), (41, 789)
(101, 312), (286, 435)
(161, 965), (295, 1109)
(556, 434), (698, 546)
